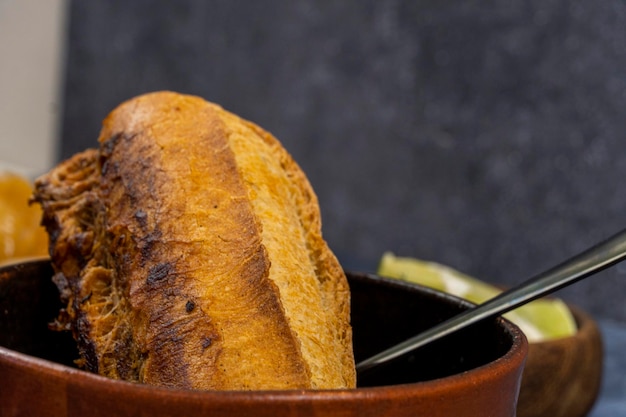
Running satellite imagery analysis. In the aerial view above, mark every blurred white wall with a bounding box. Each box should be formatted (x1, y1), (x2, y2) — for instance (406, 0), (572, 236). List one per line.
(0, 0), (67, 177)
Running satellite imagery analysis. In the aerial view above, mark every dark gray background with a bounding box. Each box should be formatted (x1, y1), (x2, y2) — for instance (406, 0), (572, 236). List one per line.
(59, 1), (626, 321)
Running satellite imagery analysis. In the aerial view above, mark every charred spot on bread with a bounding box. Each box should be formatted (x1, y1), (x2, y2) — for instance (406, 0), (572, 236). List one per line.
(146, 262), (175, 286)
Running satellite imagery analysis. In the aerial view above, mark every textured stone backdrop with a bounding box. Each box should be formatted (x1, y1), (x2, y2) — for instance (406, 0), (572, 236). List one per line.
(60, 1), (626, 320)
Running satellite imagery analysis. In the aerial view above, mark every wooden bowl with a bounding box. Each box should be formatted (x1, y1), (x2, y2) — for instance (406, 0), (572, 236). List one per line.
(517, 305), (603, 417)
(0, 261), (528, 417)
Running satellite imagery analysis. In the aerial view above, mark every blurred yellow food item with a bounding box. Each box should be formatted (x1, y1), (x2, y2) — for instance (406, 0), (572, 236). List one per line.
(0, 172), (48, 265)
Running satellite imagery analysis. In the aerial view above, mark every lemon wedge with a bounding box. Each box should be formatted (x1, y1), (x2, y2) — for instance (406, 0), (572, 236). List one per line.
(378, 252), (577, 342)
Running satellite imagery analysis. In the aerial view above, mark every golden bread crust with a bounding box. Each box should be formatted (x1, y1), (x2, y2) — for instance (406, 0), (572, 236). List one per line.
(33, 91), (355, 390)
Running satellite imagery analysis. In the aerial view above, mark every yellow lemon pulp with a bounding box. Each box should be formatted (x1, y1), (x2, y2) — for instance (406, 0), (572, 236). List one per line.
(378, 252), (577, 342)
(0, 172), (48, 265)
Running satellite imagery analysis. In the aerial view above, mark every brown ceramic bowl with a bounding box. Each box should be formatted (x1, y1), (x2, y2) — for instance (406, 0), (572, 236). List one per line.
(517, 305), (603, 417)
(0, 260), (528, 417)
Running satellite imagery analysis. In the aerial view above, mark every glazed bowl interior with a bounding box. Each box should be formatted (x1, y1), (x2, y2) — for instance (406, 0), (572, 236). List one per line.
(0, 261), (527, 417)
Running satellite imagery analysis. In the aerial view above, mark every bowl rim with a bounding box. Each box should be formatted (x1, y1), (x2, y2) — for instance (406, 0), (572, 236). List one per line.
(0, 261), (529, 403)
